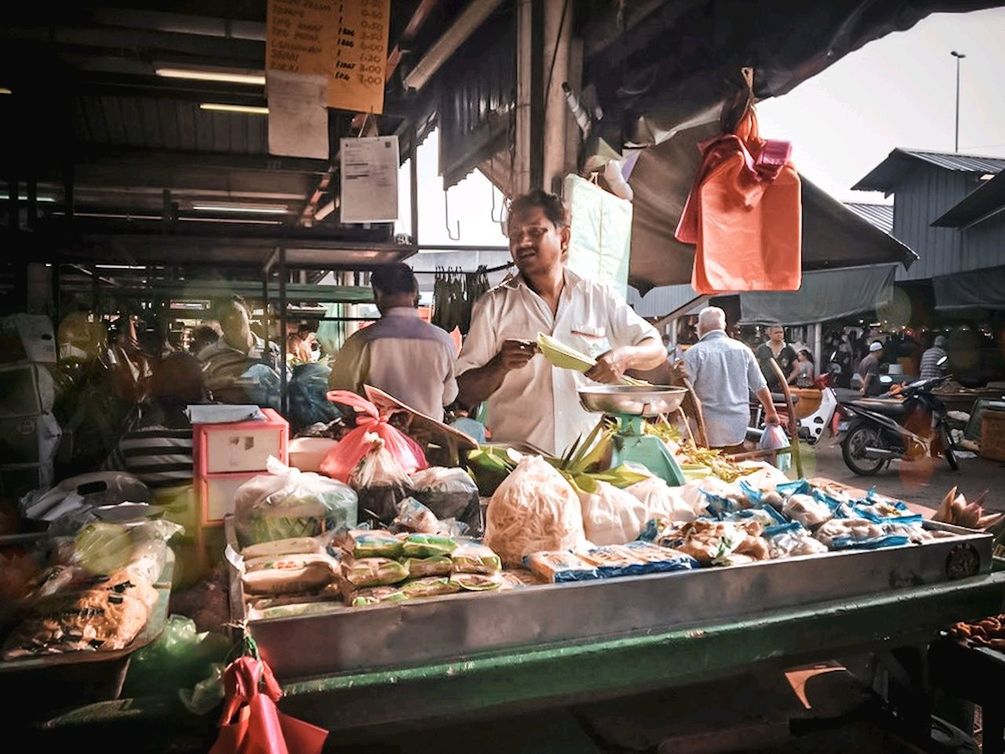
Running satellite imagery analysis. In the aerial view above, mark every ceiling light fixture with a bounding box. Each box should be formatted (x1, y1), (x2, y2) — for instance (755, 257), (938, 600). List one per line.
(156, 67), (266, 85)
(180, 216), (283, 225)
(200, 102), (269, 115)
(1, 194), (56, 202)
(192, 202), (288, 214)
(0, 88), (12, 95)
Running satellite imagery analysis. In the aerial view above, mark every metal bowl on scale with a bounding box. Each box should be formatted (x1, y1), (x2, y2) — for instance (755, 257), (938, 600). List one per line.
(577, 385), (688, 417)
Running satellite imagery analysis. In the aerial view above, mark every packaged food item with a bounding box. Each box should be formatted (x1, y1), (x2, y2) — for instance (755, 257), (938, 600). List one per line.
(765, 522), (829, 558)
(485, 456), (588, 567)
(349, 436), (414, 526)
(400, 576), (461, 599)
(402, 555), (453, 578)
(661, 519), (765, 566)
(244, 552), (340, 575)
(346, 585), (408, 607)
(234, 458), (358, 547)
(450, 572), (503, 591)
(340, 557), (409, 588)
(579, 545), (649, 578)
(242, 555), (340, 595)
(725, 507), (785, 528)
(410, 466), (481, 531)
(783, 494), (833, 529)
(524, 551), (600, 583)
(813, 518), (909, 550)
(499, 569), (548, 590)
(626, 477), (698, 524)
(401, 533), (458, 558)
(622, 541), (699, 573)
(248, 601), (343, 620)
(241, 532), (333, 560)
(337, 529), (403, 559)
(393, 497), (440, 534)
(450, 541), (502, 574)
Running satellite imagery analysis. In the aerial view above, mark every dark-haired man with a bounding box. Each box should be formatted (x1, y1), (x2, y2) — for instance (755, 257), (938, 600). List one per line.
(329, 262), (457, 418)
(456, 189), (665, 454)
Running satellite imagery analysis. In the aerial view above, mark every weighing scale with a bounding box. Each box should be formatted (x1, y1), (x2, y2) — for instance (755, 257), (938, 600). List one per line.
(578, 385), (688, 486)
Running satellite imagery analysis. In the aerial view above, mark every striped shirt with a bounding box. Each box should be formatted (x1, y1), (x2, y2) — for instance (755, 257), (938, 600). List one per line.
(106, 406), (194, 489)
(919, 346), (946, 381)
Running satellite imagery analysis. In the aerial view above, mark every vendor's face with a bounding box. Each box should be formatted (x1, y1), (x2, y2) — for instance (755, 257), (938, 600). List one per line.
(769, 326), (784, 344)
(507, 206), (569, 277)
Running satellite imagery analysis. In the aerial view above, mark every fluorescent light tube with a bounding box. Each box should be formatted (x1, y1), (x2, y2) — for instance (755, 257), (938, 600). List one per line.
(192, 202), (288, 214)
(156, 67), (266, 85)
(200, 103), (269, 115)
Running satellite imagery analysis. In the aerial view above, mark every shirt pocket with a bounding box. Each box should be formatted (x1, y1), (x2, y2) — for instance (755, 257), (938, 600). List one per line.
(568, 326), (611, 360)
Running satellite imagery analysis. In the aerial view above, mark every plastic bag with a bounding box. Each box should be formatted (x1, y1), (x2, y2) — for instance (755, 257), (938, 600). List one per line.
(124, 614), (230, 700)
(336, 529), (403, 559)
(68, 519), (182, 581)
(580, 481), (669, 546)
(234, 458), (358, 547)
(341, 557), (409, 588)
(524, 551), (599, 583)
(401, 533), (457, 558)
(393, 497), (440, 533)
(320, 391), (428, 483)
(350, 436), (413, 526)
(626, 477), (698, 524)
(484, 456), (588, 567)
(450, 541), (502, 574)
(409, 467), (481, 532)
(757, 424), (792, 472)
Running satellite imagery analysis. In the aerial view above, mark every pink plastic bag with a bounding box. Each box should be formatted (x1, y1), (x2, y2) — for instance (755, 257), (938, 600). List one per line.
(320, 391), (428, 483)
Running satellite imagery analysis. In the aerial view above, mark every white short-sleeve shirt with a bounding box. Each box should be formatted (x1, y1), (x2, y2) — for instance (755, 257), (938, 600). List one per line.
(456, 269), (659, 455)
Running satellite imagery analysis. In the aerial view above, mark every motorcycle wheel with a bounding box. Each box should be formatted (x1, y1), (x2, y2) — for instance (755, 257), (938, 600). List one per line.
(941, 425), (959, 471)
(842, 425), (886, 476)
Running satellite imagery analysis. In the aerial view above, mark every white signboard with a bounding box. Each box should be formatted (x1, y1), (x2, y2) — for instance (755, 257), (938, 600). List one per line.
(339, 135), (399, 223)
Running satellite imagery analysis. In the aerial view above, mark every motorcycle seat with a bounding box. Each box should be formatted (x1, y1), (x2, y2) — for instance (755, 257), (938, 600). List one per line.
(770, 392), (799, 405)
(847, 398), (906, 417)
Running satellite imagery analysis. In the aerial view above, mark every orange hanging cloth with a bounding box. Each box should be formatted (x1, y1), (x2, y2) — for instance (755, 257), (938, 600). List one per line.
(675, 85), (801, 294)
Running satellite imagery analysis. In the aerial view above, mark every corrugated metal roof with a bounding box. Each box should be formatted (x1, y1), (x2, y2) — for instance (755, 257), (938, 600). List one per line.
(853, 148), (1005, 193)
(932, 171), (1005, 229)
(844, 203), (894, 234)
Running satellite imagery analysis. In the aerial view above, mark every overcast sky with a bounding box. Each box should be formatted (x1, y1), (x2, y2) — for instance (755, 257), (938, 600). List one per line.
(404, 6), (1005, 248)
(757, 7), (1005, 204)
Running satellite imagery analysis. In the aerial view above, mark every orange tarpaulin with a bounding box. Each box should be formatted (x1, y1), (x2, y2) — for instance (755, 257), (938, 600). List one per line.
(675, 105), (801, 294)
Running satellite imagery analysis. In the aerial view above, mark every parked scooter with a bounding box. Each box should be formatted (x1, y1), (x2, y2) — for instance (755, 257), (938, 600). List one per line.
(837, 357), (966, 475)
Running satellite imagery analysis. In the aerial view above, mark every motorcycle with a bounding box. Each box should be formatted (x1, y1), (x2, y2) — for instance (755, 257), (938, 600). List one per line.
(837, 357), (966, 476)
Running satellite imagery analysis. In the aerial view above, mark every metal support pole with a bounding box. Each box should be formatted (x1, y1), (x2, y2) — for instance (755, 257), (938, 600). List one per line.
(51, 264), (61, 327)
(409, 126), (419, 244)
(278, 247), (289, 416)
(951, 50), (965, 153)
(261, 266), (270, 366)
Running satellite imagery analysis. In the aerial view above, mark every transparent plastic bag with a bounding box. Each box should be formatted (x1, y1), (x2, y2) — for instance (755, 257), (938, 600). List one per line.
(757, 424), (792, 472)
(234, 457), (358, 547)
(350, 437), (413, 526)
(409, 467), (480, 531)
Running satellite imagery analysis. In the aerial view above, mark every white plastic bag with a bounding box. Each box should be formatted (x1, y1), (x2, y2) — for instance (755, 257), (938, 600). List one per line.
(234, 457), (358, 546)
(758, 424), (792, 472)
(484, 456), (587, 567)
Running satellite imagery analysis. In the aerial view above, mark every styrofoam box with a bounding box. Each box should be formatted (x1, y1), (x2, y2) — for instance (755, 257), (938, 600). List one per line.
(0, 363), (55, 418)
(0, 314), (57, 364)
(194, 408), (288, 475)
(0, 413), (61, 464)
(198, 472), (259, 525)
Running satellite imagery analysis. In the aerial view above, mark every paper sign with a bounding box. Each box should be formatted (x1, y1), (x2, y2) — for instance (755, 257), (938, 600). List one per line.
(267, 70), (329, 159)
(340, 136), (398, 223)
(267, 0), (335, 76)
(328, 0), (390, 114)
(564, 174), (633, 299)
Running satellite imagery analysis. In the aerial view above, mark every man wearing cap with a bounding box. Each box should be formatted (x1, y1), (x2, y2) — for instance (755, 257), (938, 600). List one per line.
(855, 341), (885, 395)
(329, 263), (457, 419)
(919, 335), (948, 381)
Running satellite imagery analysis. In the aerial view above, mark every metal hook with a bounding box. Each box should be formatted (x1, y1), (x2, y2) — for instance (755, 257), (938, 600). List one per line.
(444, 190), (460, 241)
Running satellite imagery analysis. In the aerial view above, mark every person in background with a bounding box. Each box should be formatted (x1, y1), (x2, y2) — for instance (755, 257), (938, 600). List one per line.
(329, 262), (457, 419)
(755, 324), (798, 392)
(788, 349), (815, 388)
(681, 307), (779, 451)
(287, 330), (313, 364)
(198, 296), (282, 409)
(920, 335), (948, 381)
(455, 189), (665, 455)
(189, 323), (221, 356)
(854, 341), (885, 395)
(105, 352), (205, 489)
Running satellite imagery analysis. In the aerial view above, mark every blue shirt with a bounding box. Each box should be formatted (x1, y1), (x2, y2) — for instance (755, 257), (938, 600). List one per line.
(682, 330), (767, 447)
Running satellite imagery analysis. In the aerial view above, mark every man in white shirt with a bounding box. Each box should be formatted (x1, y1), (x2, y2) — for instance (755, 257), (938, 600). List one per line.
(682, 307), (779, 450)
(329, 263), (457, 419)
(456, 189), (665, 455)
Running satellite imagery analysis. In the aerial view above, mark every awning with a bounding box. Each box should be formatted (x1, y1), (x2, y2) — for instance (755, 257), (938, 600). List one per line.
(933, 266), (1005, 310)
(932, 171), (1005, 230)
(738, 264), (897, 325)
(629, 264), (896, 325)
(627, 123), (917, 294)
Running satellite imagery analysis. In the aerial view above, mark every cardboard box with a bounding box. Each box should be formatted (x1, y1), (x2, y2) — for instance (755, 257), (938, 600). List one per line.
(980, 410), (1005, 462)
(0, 413), (61, 464)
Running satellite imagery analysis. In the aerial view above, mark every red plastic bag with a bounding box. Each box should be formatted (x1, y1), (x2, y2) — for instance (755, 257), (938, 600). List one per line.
(209, 655), (328, 754)
(675, 104), (801, 294)
(320, 391), (428, 483)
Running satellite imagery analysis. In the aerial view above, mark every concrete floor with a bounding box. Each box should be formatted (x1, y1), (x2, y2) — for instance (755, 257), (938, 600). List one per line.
(795, 437), (1005, 514)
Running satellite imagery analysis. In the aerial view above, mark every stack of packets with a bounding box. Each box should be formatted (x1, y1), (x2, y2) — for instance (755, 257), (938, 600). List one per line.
(525, 542), (698, 583)
(338, 529), (525, 607)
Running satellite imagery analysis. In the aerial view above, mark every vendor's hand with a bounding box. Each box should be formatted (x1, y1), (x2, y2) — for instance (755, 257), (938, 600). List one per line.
(586, 348), (630, 384)
(495, 339), (537, 371)
(764, 410), (781, 426)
